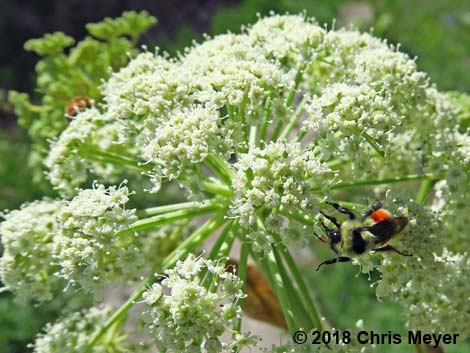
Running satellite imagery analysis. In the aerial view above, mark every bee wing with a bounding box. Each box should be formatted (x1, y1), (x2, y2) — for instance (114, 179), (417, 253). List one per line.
(367, 217), (409, 244)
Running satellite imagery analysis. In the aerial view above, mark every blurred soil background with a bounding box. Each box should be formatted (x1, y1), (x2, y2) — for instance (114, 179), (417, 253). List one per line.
(0, 1), (468, 352)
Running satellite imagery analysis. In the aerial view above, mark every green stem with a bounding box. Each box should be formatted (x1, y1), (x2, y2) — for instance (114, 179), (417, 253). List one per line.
(271, 245), (313, 330)
(80, 147), (233, 197)
(320, 200), (364, 211)
(205, 154), (235, 185)
(279, 201), (365, 229)
(86, 214), (226, 351)
(79, 147), (153, 172)
(311, 174), (437, 193)
(326, 158), (349, 169)
(86, 274), (155, 351)
(270, 232), (323, 330)
(260, 96), (273, 143)
(136, 199), (220, 218)
(161, 214), (227, 269)
(278, 96), (307, 141)
(258, 250), (296, 334)
(178, 174), (232, 197)
(233, 232), (249, 334)
(279, 206), (315, 226)
(286, 64), (305, 107)
(270, 120), (284, 142)
(295, 129), (307, 143)
(362, 131), (385, 158)
(207, 221), (237, 261)
(119, 203), (223, 235)
(202, 179), (233, 197)
(249, 125), (258, 150)
(200, 220), (236, 286)
(416, 179), (435, 205)
(207, 223), (238, 293)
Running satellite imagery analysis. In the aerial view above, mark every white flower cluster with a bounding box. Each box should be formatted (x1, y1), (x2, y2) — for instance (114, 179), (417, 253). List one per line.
(248, 14), (324, 66)
(0, 199), (64, 301)
(53, 182), (140, 293)
(432, 180), (470, 252)
(103, 52), (182, 120)
(181, 33), (290, 127)
(230, 142), (331, 251)
(406, 250), (469, 338)
(36, 16), (315, 195)
(44, 14), (466, 203)
(374, 191), (442, 297)
(0, 182), (142, 300)
(31, 307), (125, 353)
(45, 108), (128, 196)
(370, 191), (469, 339)
(302, 41), (442, 179)
(142, 254), (257, 352)
(143, 105), (232, 187)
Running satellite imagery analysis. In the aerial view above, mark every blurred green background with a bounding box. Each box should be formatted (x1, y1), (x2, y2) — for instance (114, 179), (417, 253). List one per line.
(0, 1), (468, 352)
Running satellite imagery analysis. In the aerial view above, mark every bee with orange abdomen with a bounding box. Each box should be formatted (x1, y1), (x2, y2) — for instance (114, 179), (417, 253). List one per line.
(315, 201), (410, 270)
(65, 96), (95, 117)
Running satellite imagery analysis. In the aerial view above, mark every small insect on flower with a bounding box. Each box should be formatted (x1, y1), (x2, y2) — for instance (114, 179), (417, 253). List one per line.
(65, 96), (95, 117)
(315, 201), (411, 270)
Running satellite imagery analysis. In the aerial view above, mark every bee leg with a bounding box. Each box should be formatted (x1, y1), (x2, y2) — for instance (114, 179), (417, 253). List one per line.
(313, 231), (327, 243)
(315, 256), (351, 271)
(326, 202), (355, 220)
(320, 219), (332, 234)
(373, 245), (412, 257)
(319, 211), (340, 229)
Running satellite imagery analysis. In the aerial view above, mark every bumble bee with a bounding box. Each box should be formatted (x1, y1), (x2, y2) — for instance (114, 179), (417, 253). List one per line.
(65, 96), (95, 117)
(315, 201), (410, 270)
(34, 89), (95, 117)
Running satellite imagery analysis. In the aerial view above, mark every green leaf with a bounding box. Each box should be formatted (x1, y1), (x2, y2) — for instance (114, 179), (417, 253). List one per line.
(24, 32), (74, 56)
(86, 10), (157, 42)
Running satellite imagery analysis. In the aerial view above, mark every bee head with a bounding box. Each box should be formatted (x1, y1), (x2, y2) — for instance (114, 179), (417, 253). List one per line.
(328, 230), (341, 244)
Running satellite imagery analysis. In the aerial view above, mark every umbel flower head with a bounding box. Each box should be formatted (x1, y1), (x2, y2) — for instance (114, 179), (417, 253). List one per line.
(0, 199), (65, 301)
(230, 141), (332, 251)
(142, 254), (258, 352)
(53, 181), (141, 294)
(143, 104), (233, 189)
(44, 14), (466, 212)
(8, 11), (470, 351)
